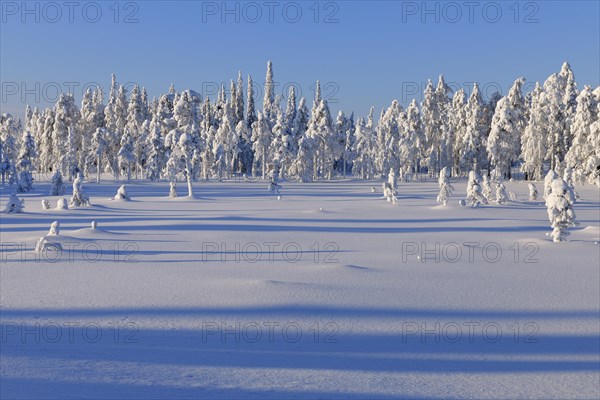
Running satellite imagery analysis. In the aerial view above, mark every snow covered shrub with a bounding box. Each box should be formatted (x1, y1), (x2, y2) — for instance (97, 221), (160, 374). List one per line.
(70, 174), (90, 207)
(543, 170), (558, 201)
(56, 198), (68, 210)
(41, 199), (51, 210)
(437, 167), (454, 205)
(546, 178), (578, 242)
(48, 221), (60, 235)
(91, 221), (97, 229)
(387, 169), (397, 192)
(114, 184), (130, 200)
(482, 175), (494, 201)
(50, 171), (65, 196)
(169, 181), (178, 198)
(563, 167), (580, 201)
(382, 183), (398, 205)
(495, 180), (508, 204)
(465, 170), (488, 207)
(528, 183), (538, 201)
(4, 193), (24, 213)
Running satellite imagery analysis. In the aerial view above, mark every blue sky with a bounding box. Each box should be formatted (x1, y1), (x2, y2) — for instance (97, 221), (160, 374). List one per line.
(1, 0), (598, 120)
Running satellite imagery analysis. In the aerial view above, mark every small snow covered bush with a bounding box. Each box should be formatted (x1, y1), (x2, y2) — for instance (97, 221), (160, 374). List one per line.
(56, 198), (68, 210)
(48, 221), (60, 235)
(114, 184), (130, 200)
(41, 199), (51, 210)
(546, 178), (578, 242)
(4, 193), (24, 213)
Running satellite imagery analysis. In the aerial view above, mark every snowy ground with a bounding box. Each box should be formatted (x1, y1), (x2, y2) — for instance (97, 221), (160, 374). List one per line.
(1, 177), (599, 399)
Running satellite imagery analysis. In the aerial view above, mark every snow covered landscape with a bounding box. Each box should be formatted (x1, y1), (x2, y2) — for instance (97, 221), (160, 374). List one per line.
(2, 1), (600, 398)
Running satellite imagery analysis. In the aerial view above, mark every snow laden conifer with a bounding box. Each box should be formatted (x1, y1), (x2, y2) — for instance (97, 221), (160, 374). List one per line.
(16, 130), (37, 192)
(565, 86), (598, 183)
(251, 112), (272, 179)
(543, 170), (559, 202)
(465, 170), (488, 207)
(495, 178), (508, 204)
(382, 169), (399, 205)
(118, 130), (136, 182)
(50, 170), (65, 195)
(70, 173), (90, 207)
(437, 166), (453, 205)
(487, 78), (526, 178)
(546, 178), (578, 242)
(482, 175), (494, 201)
(528, 183), (538, 201)
(460, 84), (487, 172)
(520, 83), (546, 181)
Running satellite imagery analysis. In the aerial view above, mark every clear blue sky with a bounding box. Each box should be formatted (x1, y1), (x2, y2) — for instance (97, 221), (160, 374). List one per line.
(1, 0), (598, 120)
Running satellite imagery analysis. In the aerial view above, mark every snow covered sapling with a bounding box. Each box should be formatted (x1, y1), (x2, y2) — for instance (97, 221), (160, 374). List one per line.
(169, 181), (177, 198)
(465, 170), (488, 207)
(546, 178), (578, 242)
(114, 184), (130, 200)
(48, 221), (60, 235)
(528, 183), (538, 201)
(91, 220), (97, 229)
(41, 199), (51, 210)
(543, 170), (558, 201)
(50, 170), (65, 196)
(495, 178), (508, 204)
(563, 167), (580, 201)
(437, 167), (454, 205)
(482, 175), (494, 201)
(382, 170), (399, 205)
(268, 171), (282, 195)
(70, 174), (90, 207)
(4, 193), (24, 213)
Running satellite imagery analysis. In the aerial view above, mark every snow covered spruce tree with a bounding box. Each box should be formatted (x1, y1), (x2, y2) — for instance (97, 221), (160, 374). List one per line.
(437, 166), (453, 205)
(70, 173), (90, 207)
(251, 112), (272, 179)
(1, 114), (20, 185)
(487, 78), (526, 179)
(543, 170), (559, 202)
(50, 170), (65, 195)
(528, 183), (538, 201)
(546, 178), (578, 242)
(465, 170), (488, 207)
(565, 86), (598, 184)
(16, 130), (37, 192)
(520, 83), (546, 181)
(495, 178), (508, 204)
(460, 84), (488, 173)
(118, 129), (136, 182)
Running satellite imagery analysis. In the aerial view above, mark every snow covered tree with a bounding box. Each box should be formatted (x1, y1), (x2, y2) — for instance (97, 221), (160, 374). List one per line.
(0, 115), (19, 186)
(543, 169), (559, 202)
(520, 83), (546, 181)
(251, 112), (272, 179)
(437, 166), (453, 205)
(565, 86), (598, 183)
(70, 173), (90, 207)
(91, 128), (108, 183)
(53, 93), (79, 178)
(451, 89), (468, 175)
(460, 84), (487, 172)
(60, 127), (80, 181)
(146, 115), (165, 181)
(482, 174), (494, 201)
(263, 61), (276, 124)
(487, 78), (526, 178)
(177, 128), (199, 197)
(50, 170), (65, 196)
(400, 99), (425, 178)
(118, 130), (136, 182)
(16, 130), (37, 192)
(528, 183), (538, 201)
(465, 170), (488, 207)
(495, 179), (508, 204)
(353, 113), (377, 179)
(546, 178), (577, 242)
(291, 135), (315, 182)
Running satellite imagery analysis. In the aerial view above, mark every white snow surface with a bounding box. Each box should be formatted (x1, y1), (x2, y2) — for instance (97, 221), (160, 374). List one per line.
(1, 178), (599, 399)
